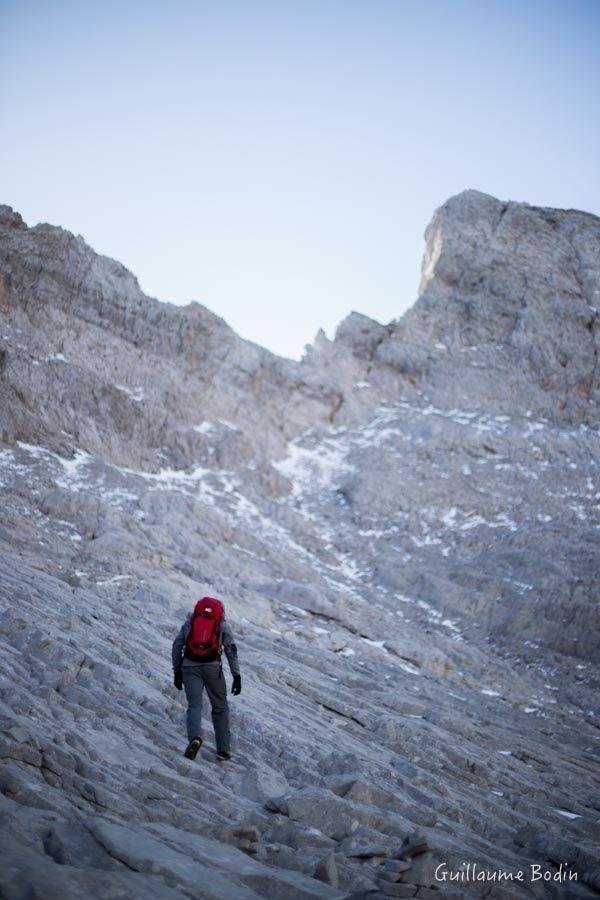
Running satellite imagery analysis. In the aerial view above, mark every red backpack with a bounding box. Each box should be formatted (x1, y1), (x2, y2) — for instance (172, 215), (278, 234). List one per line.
(185, 597), (224, 662)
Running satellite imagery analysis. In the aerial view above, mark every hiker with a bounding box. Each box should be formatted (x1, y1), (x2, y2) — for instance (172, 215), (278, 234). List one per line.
(172, 596), (241, 762)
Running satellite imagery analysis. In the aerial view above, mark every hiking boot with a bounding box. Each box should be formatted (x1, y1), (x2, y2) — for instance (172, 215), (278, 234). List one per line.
(216, 750), (232, 762)
(184, 737), (202, 760)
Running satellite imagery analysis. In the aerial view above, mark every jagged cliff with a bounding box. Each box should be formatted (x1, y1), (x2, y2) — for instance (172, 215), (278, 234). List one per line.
(2, 190), (598, 461)
(0, 191), (598, 898)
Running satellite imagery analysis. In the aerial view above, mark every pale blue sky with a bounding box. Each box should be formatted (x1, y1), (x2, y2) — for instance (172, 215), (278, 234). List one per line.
(1, 1), (599, 358)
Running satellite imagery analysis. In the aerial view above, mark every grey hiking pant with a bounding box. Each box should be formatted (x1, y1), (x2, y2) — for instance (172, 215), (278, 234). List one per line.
(182, 661), (230, 752)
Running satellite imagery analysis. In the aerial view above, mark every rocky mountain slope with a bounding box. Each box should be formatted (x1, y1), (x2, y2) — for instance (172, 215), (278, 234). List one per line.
(0, 190), (598, 898)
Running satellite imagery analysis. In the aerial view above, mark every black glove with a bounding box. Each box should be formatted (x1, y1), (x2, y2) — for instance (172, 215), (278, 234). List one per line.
(231, 674), (241, 696)
(174, 671), (183, 691)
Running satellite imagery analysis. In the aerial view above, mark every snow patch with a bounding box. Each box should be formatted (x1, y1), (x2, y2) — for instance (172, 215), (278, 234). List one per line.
(274, 437), (353, 497)
(115, 384), (145, 402)
(361, 638), (387, 651)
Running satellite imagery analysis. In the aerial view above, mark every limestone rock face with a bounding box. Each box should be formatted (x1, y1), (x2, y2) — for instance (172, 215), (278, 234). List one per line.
(367, 189), (600, 424)
(0, 191), (599, 899)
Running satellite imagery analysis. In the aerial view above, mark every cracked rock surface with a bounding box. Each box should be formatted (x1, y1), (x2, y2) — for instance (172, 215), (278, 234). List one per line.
(0, 189), (599, 898)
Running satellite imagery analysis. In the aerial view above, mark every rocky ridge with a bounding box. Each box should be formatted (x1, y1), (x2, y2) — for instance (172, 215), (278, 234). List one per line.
(0, 190), (598, 898)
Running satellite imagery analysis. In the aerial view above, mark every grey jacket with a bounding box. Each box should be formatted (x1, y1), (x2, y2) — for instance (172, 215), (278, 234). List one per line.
(172, 617), (240, 677)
